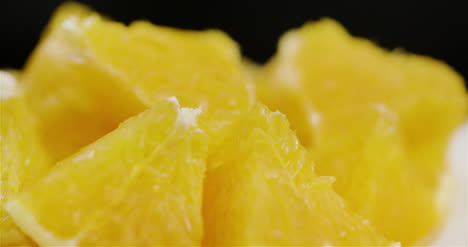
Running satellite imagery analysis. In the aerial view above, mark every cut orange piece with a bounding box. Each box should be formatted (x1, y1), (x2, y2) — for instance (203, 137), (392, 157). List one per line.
(203, 104), (395, 246)
(0, 71), (51, 246)
(22, 3), (252, 162)
(322, 106), (439, 243)
(5, 98), (208, 246)
(256, 18), (467, 244)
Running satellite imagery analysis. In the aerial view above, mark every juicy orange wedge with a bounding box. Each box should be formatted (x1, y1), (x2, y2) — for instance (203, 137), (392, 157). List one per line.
(256, 18), (467, 244)
(5, 98), (208, 246)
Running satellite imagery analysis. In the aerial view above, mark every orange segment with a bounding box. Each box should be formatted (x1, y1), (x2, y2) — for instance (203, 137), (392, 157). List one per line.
(256, 18), (467, 244)
(341, 106), (438, 242)
(0, 71), (51, 246)
(82, 16), (254, 140)
(22, 3), (252, 162)
(203, 104), (394, 246)
(21, 3), (146, 162)
(5, 98), (208, 246)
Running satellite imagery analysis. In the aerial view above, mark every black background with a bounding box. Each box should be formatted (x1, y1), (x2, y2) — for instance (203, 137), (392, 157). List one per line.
(2, 0), (467, 88)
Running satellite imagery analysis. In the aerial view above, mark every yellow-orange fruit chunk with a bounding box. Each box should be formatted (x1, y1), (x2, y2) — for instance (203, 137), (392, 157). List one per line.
(257, 19), (467, 244)
(203, 104), (395, 246)
(5, 98), (208, 246)
(22, 3), (251, 162)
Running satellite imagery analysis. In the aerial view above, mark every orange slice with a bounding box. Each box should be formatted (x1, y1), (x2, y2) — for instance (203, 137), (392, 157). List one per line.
(22, 3), (251, 162)
(5, 98), (208, 246)
(203, 104), (395, 246)
(256, 18), (467, 244)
